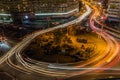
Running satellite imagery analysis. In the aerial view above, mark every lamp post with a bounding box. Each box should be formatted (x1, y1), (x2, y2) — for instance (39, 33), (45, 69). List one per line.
(46, 17), (51, 28)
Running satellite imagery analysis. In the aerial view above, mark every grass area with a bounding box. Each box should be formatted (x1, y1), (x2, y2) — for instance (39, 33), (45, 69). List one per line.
(24, 25), (107, 63)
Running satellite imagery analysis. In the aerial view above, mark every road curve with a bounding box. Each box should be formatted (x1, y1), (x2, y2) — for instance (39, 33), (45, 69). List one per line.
(0, 5), (92, 77)
(11, 2), (120, 78)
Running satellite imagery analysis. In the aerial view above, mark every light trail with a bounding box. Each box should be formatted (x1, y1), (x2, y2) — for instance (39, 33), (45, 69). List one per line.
(13, 2), (120, 78)
(85, 0), (120, 68)
(94, 19), (120, 34)
(0, 13), (11, 16)
(2, 0), (119, 78)
(0, 5), (91, 65)
(35, 8), (79, 16)
(6, 58), (31, 74)
(2, 5), (92, 77)
(48, 64), (120, 71)
(8, 1), (120, 78)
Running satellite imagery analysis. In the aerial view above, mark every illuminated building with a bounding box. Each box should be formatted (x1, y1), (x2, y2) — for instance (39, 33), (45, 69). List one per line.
(107, 0), (120, 22)
(0, 0), (80, 24)
(0, 3), (12, 23)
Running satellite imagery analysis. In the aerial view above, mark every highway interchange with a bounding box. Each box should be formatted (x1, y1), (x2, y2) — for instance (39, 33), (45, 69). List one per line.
(0, 1), (120, 80)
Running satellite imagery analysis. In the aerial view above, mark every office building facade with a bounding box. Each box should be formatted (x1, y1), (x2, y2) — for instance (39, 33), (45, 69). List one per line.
(107, 0), (120, 22)
(0, 0), (80, 24)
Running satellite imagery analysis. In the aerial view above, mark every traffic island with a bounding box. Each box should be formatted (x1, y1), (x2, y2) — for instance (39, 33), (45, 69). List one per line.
(23, 25), (107, 64)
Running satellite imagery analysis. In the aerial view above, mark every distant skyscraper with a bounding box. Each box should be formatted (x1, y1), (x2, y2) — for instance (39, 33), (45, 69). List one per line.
(107, 0), (120, 22)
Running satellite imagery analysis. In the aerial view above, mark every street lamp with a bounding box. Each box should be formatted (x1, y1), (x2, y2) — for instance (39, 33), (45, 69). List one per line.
(25, 15), (29, 19)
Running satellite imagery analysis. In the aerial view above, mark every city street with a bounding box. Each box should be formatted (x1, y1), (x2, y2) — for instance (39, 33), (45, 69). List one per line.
(0, 4), (93, 80)
(0, 0), (120, 80)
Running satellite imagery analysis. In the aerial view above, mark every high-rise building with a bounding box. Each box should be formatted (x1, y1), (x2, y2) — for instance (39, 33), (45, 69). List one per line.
(0, 3), (12, 23)
(0, 0), (80, 24)
(107, 0), (120, 22)
(1, 0), (79, 14)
